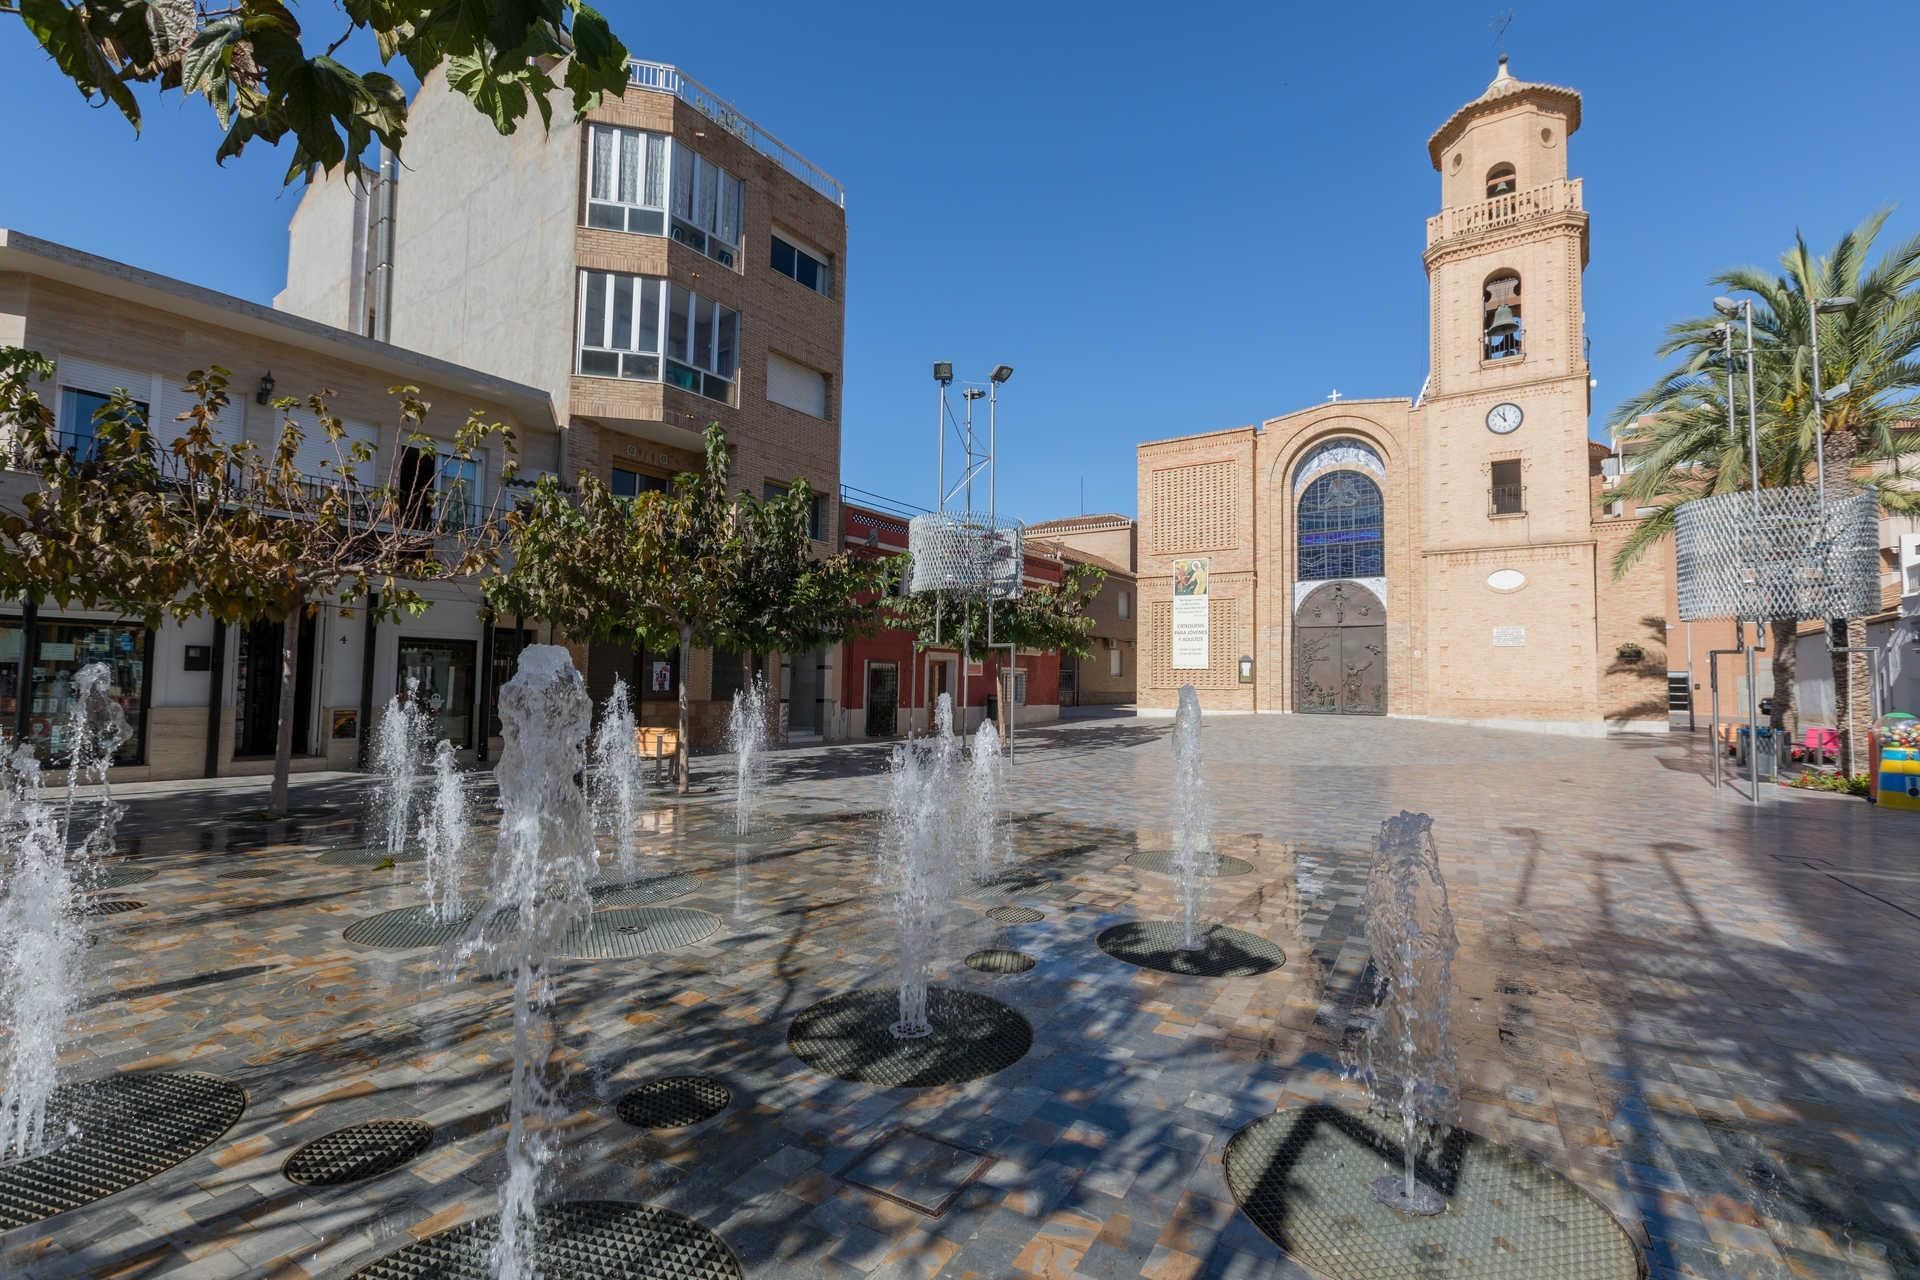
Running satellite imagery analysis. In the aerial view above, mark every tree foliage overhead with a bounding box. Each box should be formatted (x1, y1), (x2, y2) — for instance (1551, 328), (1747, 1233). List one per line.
(885, 559), (1106, 660)
(14, 0), (631, 181)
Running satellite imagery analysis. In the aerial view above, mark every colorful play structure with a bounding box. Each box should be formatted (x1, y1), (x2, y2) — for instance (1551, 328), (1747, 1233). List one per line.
(1870, 712), (1920, 811)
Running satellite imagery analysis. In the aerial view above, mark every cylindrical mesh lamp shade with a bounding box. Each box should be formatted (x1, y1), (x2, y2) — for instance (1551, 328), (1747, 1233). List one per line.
(1673, 486), (1880, 621)
(907, 513), (1024, 598)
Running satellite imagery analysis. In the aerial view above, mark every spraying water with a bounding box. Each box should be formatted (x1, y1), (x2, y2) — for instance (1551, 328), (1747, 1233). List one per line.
(1170, 685), (1215, 950)
(725, 674), (769, 838)
(878, 694), (967, 1039)
(965, 722), (1010, 876)
(419, 740), (470, 923)
(0, 739), (83, 1160)
(63, 663), (130, 868)
(1357, 811), (1460, 1216)
(455, 645), (598, 1280)
(373, 678), (431, 861)
(588, 677), (643, 877)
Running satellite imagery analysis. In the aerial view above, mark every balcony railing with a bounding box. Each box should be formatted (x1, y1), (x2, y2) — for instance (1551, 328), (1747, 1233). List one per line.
(1427, 178), (1582, 247)
(1490, 482), (1526, 517)
(626, 60), (846, 208)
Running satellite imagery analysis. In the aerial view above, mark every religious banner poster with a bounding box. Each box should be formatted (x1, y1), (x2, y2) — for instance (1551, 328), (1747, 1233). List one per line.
(1172, 557), (1210, 669)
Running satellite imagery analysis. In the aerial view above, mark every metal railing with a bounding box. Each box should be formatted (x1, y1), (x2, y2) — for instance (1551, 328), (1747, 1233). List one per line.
(626, 60), (846, 208)
(1490, 482), (1525, 516)
(1426, 178), (1582, 247)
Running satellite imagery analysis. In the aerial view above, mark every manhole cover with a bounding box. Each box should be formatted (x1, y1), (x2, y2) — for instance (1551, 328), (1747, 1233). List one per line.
(93, 865), (155, 889)
(589, 871), (698, 907)
(82, 899), (144, 916)
(217, 867), (280, 880)
(317, 845), (424, 867)
(986, 905), (1044, 925)
(1095, 920), (1285, 977)
(1223, 1107), (1642, 1280)
(283, 1118), (433, 1186)
(1125, 850), (1254, 877)
(839, 1127), (996, 1218)
(964, 948), (1036, 974)
(346, 1199), (743, 1279)
(0, 1071), (247, 1229)
(343, 905), (485, 950)
(788, 987), (1032, 1088)
(555, 907), (720, 959)
(615, 1076), (731, 1130)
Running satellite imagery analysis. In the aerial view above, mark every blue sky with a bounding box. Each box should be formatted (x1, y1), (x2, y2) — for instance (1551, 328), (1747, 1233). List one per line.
(4, 1), (1919, 524)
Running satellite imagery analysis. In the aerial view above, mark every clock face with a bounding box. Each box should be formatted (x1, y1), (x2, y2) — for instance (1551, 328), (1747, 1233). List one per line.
(1486, 402), (1523, 434)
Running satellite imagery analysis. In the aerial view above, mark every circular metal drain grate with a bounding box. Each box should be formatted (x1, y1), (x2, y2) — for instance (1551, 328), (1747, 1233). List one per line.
(1223, 1107), (1642, 1280)
(556, 907), (720, 959)
(589, 871), (699, 907)
(986, 905), (1044, 925)
(317, 845), (424, 867)
(1095, 920), (1286, 977)
(964, 948), (1036, 975)
(0, 1071), (246, 1229)
(347, 1199), (743, 1280)
(789, 987), (1033, 1088)
(615, 1076), (731, 1130)
(94, 865), (155, 890)
(343, 905), (483, 950)
(1125, 850), (1254, 877)
(82, 899), (144, 916)
(283, 1118), (433, 1186)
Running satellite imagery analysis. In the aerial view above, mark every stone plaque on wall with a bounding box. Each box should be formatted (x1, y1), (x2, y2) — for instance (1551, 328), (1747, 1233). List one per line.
(1491, 625), (1526, 648)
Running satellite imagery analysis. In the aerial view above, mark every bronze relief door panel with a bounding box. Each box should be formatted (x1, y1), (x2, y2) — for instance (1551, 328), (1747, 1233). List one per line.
(1291, 583), (1386, 716)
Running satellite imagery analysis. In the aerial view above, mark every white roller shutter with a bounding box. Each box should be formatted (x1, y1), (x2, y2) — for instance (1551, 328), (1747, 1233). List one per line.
(152, 373), (239, 447)
(52, 355), (154, 428)
(766, 351), (829, 419)
(277, 409), (379, 481)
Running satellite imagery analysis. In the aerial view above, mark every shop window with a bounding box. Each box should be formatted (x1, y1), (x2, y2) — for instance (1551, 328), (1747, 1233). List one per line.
(19, 618), (148, 765)
(398, 637), (477, 749)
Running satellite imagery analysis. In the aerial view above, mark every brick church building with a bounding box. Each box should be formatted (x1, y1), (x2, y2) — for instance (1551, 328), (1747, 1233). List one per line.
(1135, 59), (1669, 733)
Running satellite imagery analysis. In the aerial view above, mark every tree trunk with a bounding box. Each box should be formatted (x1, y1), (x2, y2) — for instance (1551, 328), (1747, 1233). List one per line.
(676, 624), (692, 794)
(269, 603), (302, 818)
(1822, 429), (1867, 775)
(1768, 618), (1797, 733)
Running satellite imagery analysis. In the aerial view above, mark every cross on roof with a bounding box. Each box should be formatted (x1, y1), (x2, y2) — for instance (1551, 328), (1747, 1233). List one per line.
(1327, 389), (1342, 402)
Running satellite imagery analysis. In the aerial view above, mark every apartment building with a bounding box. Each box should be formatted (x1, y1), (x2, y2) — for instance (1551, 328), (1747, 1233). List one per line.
(278, 60), (847, 745)
(1026, 514), (1138, 706)
(0, 229), (559, 781)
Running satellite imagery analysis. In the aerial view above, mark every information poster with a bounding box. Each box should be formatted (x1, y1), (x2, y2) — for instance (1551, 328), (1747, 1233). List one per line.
(1172, 557), (1210, 669)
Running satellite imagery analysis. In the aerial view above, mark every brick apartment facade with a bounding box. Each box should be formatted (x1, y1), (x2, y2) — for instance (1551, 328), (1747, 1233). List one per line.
(1026, 514), (1138, 706)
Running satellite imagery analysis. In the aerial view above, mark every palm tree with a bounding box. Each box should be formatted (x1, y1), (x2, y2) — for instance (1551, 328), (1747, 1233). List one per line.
(1608, 210), (1920, 770)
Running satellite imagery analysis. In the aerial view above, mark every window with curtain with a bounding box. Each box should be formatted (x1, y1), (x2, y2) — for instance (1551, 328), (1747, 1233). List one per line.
(1297, 471), (1384, 581)
(578, 271), (738, 403)
(584, 126), (738, 267)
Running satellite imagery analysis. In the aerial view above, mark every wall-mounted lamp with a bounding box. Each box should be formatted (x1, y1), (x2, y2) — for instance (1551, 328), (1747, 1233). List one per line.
(255, 371), (276, 405)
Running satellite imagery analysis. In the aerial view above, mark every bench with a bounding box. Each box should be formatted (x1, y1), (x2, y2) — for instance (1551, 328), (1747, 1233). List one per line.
(633, 727), (681, 783)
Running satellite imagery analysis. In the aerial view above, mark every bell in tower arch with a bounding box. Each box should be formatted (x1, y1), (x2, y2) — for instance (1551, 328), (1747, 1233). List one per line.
(1483, 274), (1523, 360)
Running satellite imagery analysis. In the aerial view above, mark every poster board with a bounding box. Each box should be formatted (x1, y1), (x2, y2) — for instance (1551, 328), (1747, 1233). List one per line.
(1172, 557), (1210, 669)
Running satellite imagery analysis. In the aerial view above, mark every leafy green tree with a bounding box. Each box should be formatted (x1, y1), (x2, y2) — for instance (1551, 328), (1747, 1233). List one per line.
(1608, 210), (1920, 765)
(12, 0), (629, 181)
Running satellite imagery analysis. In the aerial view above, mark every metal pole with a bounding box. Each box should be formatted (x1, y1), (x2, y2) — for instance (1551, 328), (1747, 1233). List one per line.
(1738, 303), (1765, 805)
(1809, 300), (1827, 505)
(935, 380), (945, 514)
(1707, 645), (1741, 792)
(1742, 300), (1761, 513)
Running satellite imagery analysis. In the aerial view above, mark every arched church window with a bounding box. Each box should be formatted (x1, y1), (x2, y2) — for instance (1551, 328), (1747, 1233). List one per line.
(1297, 471), (1384, 582)
(1484, 272), (1522, 360)
(1485, 162), (1517, 197)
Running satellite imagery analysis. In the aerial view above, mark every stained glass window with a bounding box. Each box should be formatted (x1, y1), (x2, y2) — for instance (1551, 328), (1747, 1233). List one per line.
(1297, 471), (1384, 581)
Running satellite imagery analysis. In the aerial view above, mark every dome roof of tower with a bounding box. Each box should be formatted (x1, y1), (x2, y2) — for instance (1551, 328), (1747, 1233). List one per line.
(1427, 55), (1582, 170)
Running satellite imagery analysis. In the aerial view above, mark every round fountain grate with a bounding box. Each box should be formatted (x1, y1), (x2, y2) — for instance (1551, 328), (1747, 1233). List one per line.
(1095, 920), (1285, 978)
(1125, 850), (1254, 877)
(316, 845), (424, 867)
(1223, 1107), (1642, 1280)
(558, 907), (720, 959)
(343, 905), (484, 950)
(0, 1070), (247, 1229)
(81, 899), (144, 916)
(614, 1076), (731, 1130)
(964, 948), (1037, 975)
(985, 905), (1045, 926)
(347, 1199), (743, 1280)
(93, 865), (155, 889)
(788, 987), (1033, 1088)
(283, 1118), (433, 1187)
(589, 871), (699, 908)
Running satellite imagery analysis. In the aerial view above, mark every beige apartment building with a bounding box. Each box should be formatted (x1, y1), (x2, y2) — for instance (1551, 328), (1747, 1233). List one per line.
(1027, 514), (1138, 705)
(279, 60), (848, 744)
(0, 229), (559, 781)
(1135, 58), (1669, 733)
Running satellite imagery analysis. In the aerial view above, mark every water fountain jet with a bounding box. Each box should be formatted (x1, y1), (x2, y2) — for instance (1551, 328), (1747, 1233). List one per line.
(372, 678), (431, 862)
(587, 676), (643, 877)
(1169, 685), (1215, 950)
(419, 739), (470, 923)
(724, 674), (769, 839)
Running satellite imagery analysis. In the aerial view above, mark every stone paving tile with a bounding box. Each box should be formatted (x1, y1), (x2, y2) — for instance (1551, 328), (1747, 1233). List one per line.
(7, 714), (1920, 1277)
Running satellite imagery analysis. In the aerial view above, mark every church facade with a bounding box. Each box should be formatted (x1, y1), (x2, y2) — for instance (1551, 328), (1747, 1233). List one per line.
(1135, 59), (1670, 733)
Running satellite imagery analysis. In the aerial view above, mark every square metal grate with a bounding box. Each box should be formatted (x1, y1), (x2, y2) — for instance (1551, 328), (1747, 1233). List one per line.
(837, 1127), (996, 1218)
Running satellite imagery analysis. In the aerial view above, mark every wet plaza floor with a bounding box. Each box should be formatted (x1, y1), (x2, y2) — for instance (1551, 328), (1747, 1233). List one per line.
(5, 712), (1919, 1278)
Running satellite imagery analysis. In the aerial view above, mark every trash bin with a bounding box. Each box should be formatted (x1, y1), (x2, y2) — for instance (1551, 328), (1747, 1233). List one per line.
(1871, 712), (1920, 811)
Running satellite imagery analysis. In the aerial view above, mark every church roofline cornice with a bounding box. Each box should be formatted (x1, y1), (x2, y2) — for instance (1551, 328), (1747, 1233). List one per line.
(1427, 56), (1582, 170)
